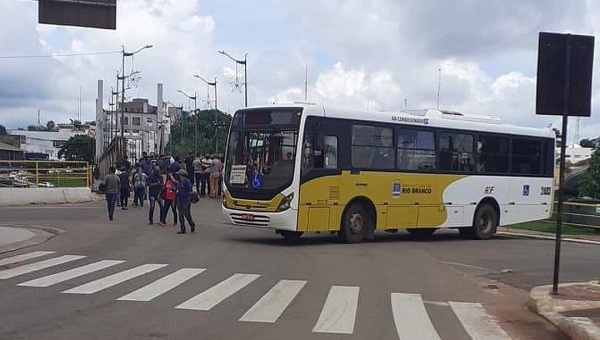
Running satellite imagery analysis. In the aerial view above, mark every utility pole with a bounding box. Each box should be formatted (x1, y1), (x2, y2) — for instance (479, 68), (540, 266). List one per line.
(218, 50), (248, 107)
(119, 44), (153, 139)
(194, 75), (218, 152)
(304, 66), (308, 100)
(178, 90), (197, 154)
(437, 67), (442, 110)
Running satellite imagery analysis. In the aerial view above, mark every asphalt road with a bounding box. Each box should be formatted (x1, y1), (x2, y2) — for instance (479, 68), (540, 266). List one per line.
(0, 198), (595, 339)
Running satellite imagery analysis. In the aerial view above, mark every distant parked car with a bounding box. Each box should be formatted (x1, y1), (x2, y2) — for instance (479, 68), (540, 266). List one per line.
(38, 182), (55, 188)
(12, 177), (28, 187)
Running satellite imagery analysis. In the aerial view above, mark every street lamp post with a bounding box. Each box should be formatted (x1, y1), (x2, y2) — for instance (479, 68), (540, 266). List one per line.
(119, 44), (153, 140)
(165, 101), (182, 155)
(218, 50), (247, 107)
(193, 75), (218, 152)
(178, 90), (198, 154)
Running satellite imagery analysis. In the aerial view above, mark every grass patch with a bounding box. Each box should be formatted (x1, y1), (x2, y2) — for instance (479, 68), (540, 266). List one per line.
(36, 174), (88, 187)
(508, 220), (600, 235)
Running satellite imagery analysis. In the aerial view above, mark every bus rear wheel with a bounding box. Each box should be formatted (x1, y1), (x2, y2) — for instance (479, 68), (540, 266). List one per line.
(407, 228), (437, 237)
(461, 204), (497, 239)
(340, 202), (371, 243)
(279, 231), (303, 242)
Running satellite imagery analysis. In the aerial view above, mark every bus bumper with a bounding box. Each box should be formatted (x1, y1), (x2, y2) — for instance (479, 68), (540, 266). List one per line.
(221, 206), (298, 232)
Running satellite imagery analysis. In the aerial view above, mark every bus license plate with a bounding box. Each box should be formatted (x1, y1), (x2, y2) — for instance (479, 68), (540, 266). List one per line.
(241, 214), (255, 221)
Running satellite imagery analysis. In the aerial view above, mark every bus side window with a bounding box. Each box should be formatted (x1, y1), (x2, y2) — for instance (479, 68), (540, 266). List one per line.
(323, 136), (338, 169)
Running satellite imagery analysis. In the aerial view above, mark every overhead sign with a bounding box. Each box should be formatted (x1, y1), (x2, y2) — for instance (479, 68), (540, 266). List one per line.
(38, 0), (117, 30)
(536, 32), (595, 117)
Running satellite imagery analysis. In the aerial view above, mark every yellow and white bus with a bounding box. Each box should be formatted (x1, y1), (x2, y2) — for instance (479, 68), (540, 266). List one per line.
(222, 103), (555, 243)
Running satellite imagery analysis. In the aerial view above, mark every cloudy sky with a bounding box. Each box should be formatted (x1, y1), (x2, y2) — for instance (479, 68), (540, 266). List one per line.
(1, 0), (599, 141)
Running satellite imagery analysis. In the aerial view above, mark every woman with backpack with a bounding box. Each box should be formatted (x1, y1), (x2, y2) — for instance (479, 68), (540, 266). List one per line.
(158, 171), (178, 227)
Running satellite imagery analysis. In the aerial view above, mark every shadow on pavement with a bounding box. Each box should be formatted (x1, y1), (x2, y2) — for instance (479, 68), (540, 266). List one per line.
(227, 230), (518, 247)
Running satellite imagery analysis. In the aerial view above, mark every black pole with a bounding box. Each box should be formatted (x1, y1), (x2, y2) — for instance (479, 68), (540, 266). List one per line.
(194, 96), (198, 155)
(214, 77), (218, 153)
(244, 54), (248, 107)
(552, 34), (572, 295)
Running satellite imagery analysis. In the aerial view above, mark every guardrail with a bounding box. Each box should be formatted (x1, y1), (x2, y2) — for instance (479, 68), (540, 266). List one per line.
(0, 160), (91, 188)
(539, 201), (600, 230)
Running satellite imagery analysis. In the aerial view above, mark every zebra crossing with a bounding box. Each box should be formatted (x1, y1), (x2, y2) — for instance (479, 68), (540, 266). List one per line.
(0, 251), (513, 339)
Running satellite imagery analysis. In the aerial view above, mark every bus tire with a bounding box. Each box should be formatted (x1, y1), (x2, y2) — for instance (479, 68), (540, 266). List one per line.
(280, 231), (303, 242)
(407, 228), (437, 237)
(340, 202), (370, 243)
(463, 204), (498, 239)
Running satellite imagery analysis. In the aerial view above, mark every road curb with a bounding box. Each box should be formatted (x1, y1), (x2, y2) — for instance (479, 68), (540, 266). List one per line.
(498, 231), (600, 245)
(529, 284), (600, 340)
(0, 224), (65, 254)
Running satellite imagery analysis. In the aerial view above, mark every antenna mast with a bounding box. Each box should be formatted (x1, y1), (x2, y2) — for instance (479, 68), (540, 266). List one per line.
(436, 68), (441, 110)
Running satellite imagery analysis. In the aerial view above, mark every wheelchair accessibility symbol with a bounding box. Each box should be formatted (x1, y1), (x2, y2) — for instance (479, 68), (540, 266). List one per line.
(252, 173), (264, 188)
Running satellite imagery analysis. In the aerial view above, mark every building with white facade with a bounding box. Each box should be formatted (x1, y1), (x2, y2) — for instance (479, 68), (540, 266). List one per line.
(96, 82), (173, 163)
(7, 124), (94, 160)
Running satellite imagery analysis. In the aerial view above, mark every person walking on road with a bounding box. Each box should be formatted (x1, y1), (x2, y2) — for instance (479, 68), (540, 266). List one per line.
(159, 172), (178, 227)
(118, 167), (130, 210)
(103, 166), (120, 221)
(147, 166), (163, 225)
(209, 155), (222, 198)
(132, 167), (147, 207)
(175, 169), (195, 234)
(185, 153), (195, 187)
(199, 154), (211, 197)
(192, 153), (203, 194)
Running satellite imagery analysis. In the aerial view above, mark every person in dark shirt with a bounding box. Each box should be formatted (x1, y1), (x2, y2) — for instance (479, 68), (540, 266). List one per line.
(103, 166), (120, 220)
(170, 156), (181, 175)
(185, 153), (195, 187)
(147, 166), (163, 225)
(141, 158), (153, 177)
(175, 169), (195, 234)
(118, 167), (130, 209)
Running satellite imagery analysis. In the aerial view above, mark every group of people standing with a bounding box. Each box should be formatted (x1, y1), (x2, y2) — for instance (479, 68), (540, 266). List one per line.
(102, 152), (223, 234)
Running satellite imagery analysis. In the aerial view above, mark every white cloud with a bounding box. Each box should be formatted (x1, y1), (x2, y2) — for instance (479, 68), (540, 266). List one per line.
(1, 0), (600, 142)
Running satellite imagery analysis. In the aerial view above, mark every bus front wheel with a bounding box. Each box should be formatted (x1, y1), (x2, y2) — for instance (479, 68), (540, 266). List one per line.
(340, 203), (371, 243)
(461, 204), (498, 239)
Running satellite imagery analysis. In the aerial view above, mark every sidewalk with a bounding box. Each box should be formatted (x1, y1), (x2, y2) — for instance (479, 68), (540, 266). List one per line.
(530, 281), (600, 340)
(0, 224), (61, 254)
(498, 227), (600, 245)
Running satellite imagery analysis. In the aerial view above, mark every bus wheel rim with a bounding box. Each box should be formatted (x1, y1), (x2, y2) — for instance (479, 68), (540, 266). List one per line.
(349, 213), (363, 234)
(478, 213), (492, 233)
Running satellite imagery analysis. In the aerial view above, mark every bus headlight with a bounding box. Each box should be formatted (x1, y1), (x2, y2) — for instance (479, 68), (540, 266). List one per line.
(276, 193), (294, 212)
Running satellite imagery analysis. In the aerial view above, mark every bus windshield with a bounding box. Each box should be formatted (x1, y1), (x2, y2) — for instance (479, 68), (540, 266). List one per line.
(225, 109), (301, 192)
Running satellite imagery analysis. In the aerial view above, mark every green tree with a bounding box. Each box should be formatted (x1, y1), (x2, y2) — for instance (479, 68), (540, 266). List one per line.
(46, 120), (56, 131)
(579, 149), (600, 198)
(0, 124), (6, 135)
(167, 109), (232, 156)
(580, 138), (596, 148)
(58, 135), (95, 163)
(27, 125), (47, 131)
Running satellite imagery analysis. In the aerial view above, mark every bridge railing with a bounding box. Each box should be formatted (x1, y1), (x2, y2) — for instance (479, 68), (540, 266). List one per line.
(0, 160), (90, 188)
(550, 200), (600, 230)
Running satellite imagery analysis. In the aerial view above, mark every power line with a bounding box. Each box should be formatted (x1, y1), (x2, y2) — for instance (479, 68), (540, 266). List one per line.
(0, 50), (120, 59)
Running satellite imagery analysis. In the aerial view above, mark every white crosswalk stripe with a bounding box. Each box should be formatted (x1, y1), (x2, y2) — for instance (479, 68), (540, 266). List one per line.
(62, 264), (168, 295)
(0, 255), (85, 279)
(239, 279), (307, 323)
(18, 260), (125, 287)
(449, 301), (513, 340)
(0, 251), (56, 267)
(1, 252), (517, 338)
(312, 285), (360, 334)
(391, 293), (442, 340)
(175, 273), (260, 311)
(117, 268), (205, 302)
